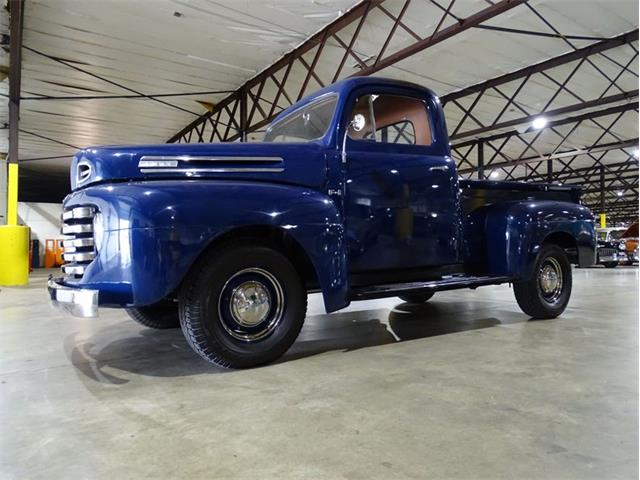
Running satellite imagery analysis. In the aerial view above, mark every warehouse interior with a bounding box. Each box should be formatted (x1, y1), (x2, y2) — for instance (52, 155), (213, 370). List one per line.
(1, 0), (638, 478)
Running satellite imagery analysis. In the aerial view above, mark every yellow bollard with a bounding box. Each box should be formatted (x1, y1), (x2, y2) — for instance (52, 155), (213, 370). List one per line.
(0, 163), (30, 285)
(0, 225), (30, 285)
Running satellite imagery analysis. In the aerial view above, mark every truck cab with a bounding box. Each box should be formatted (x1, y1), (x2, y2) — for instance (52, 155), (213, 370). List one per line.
(49, 77), (597, 368)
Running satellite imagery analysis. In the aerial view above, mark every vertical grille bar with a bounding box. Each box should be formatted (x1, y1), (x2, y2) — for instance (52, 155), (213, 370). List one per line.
(61, 206), (96, 278)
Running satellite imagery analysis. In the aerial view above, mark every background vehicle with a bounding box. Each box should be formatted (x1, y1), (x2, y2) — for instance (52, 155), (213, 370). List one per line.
(596, 227), (627, 268)
(49, 77), (597, 368)
(620, 222), (639, 265)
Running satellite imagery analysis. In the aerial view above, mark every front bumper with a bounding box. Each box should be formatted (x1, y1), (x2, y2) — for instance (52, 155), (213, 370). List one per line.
(48, 277), (99, 318)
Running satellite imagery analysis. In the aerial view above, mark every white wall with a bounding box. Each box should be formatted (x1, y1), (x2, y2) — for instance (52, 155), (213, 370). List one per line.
(17, 202), (63, 267)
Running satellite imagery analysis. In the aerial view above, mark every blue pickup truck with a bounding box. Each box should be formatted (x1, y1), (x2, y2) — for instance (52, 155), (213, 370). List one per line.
(49, 77), (596, 368)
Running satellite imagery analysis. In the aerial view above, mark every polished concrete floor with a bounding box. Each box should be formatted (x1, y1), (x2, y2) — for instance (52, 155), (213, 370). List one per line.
(1, 267), (638, 479)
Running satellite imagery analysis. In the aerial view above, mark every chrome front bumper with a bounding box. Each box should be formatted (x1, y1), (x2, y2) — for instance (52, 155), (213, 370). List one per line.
(48, 277), (99, 318)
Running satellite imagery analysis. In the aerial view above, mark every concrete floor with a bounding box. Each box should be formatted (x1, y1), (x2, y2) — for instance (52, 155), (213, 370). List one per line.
(0, 267), (637, 479)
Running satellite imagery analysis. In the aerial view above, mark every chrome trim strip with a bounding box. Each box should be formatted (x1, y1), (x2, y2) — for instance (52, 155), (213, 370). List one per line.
(138, 159), (179, 168)
(48, 278), (98, 318)
(62, 264), (87, 275)
(62, 224), (93, 234)
(62, 206), (94, 220)
(63, 238), (94, 248)
(63, 252), (95, 262)
(140, 167), (285, 174)
(139, 155), (283, 162)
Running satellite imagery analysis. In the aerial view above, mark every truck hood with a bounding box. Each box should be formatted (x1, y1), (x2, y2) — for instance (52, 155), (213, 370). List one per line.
(70, 142), (328, 191)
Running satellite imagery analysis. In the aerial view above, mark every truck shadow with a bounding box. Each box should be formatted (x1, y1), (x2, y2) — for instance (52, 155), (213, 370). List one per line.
(66, 301), (520, 383)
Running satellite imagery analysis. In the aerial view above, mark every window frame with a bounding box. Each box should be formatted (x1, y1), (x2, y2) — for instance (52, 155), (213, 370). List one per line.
(345, 92), (434, 149)
(263, 92), (339, 143)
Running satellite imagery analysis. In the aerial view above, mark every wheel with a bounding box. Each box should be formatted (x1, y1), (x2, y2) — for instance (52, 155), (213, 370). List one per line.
(179, 244), (307, 368)
(126, 302), (180, 329)
(399, 291), (435, 303)
(513, 243), (572, 319)
(603, 262), (618, 268)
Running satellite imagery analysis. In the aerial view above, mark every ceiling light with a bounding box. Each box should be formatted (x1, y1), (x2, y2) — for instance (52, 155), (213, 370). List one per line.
(531, 117), (548, 130)
(633, 149), (639, 158)
(489, 170), (500, 179)
(616, 191), (624, 197)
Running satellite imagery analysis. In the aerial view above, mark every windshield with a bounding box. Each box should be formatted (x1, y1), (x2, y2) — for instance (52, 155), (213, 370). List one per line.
(264, 94), (337, 143)
(609, 230), (624, 240)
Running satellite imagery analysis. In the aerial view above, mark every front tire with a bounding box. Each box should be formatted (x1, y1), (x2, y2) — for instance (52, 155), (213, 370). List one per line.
(603, 262), (618, 268)
(399, 291), (435, 303)
(126, 302), (180, 329)
(179, 245), (307, 368)
(513, 244), (572, 319)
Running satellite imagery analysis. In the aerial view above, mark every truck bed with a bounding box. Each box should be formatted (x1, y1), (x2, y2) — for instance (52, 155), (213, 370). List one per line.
(460, 180), (582, 214)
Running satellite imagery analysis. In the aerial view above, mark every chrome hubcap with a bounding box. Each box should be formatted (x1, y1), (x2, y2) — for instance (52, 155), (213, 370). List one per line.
(230, 281), (271, 327)
(218, 268), (285, 342)
(538, 257), (563, 303)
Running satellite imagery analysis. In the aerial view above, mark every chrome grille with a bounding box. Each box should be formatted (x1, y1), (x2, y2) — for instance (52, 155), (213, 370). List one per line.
(61, 206), (96, 278)
(599, 248), (617, 257)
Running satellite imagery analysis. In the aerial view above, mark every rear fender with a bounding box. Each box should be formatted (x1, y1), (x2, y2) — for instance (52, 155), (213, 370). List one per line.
(469, 201), (595, 279)
(63, 181), (349, 312)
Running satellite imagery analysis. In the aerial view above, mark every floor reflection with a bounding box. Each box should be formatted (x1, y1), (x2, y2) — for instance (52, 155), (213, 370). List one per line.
(66, 300), (513, 382)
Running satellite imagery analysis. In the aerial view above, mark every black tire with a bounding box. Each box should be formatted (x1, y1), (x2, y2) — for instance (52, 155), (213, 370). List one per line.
(179, 244), (307, 368)
(513, 243), (572, 319)
(399, 291), (435, 303)
(126, 302), (180, 329)
(603, 262), (618, 268)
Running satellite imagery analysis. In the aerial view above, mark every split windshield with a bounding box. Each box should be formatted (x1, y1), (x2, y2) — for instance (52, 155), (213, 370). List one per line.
(263, 94), (338, 143)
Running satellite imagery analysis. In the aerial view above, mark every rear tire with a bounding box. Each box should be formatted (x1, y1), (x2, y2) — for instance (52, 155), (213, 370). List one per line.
(399, 291), (435, 303)
(126, 302), (180, 329)
(513, 244), (572, 319)
(179, 245), (307, 368)
(604, 262), (618, 268)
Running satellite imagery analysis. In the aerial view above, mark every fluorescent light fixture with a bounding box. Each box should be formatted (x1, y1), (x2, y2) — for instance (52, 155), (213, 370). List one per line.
(489, 170), (500, 179)
(531, 117), (548, 129)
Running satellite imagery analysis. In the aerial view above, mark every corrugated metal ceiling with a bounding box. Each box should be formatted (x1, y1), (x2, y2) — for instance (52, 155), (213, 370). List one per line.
(4, 0), (639, 205)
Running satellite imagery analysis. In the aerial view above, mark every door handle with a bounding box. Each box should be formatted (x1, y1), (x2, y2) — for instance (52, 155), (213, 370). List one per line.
(429, 165), (449, 172)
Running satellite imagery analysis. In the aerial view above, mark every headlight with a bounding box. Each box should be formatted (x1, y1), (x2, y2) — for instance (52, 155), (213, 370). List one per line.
(618, 240), (627, 251)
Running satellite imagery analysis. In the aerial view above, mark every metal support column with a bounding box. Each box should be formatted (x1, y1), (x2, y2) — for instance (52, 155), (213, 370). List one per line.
(599, 166), (605, 213)
(0, 0), (29, 286)
(547, 159), (553, 183)
(239, 88), (247, 142)
(477, 141), (484, 180)
(7, 0), (24, 225)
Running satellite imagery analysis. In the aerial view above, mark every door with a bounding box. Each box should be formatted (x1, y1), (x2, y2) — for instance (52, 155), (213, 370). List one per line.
(343, 92), (460, 273)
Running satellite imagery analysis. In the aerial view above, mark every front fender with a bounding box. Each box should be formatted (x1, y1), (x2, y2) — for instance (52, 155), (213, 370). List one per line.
(63, 181), (348, 312)
(476, 201), (595, 279)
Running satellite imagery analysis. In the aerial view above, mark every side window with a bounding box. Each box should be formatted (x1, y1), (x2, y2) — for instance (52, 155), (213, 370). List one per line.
(347, 94), (432, 146)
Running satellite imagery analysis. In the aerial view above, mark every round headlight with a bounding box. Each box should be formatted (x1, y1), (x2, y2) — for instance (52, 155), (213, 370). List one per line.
(618, 240), (627, 251)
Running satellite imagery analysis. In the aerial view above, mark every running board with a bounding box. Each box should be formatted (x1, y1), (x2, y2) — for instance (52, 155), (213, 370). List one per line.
(350, 275), (514, 301)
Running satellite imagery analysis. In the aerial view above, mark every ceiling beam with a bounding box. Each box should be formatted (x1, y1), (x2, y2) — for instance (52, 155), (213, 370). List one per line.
(442, 29), (639, 103)
(167, 0), (527, 144)
(452, 101), (638, 150)
(457, 138), (638, 174)
(351, 0), (527, 77)
(450, 90), (638, 142)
